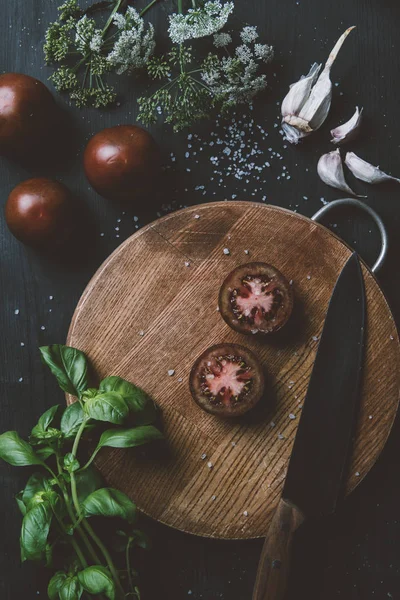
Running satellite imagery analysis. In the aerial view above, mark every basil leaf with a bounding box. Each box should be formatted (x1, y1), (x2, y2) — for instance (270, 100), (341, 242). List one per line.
(131, 529), (151, 550)
(48, 572), (67, 600)
(16, 492), (27, 516)
(22, 472), (49, 508)
(20, 501), (53, 561)
(61, 402), (85, 439)
(45, 542), (53, 568)
(82, 488), (136, 523)
(39, 345), (89, 398)
(84, 392), (128, 425)
(77, 566), (116, 600)
(97, 426), (163, 451)
(99, 377), (158, 425)
(63, 453), (80, 473)
(36, 446), (56, 461)
(35, 405), (60, 432)
(75, 466), (104, 504)
(0, 431), (43, 466)
(60, 575), (83, 600)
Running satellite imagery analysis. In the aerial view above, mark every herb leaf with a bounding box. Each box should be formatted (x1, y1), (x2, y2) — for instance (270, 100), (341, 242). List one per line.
(63, 453), (80, 473)
(82, 488), (136, 523)
(22, 473), (49, 509)
(99, 376), (158, 425)
(40, 345), (89, 398)
(15, 492), (27, 516)
(77, 566), (116, 600)
(97, 426), (163, 451)
(75, 466), (104, 504)
(20, 501), (53, 561)
(84, 392), (128, 424)
(48, 571), (67, 600)
(32, 405), (60, 435)
(59, 575), (83, 600)
(0, 431), (43, 466)
(61, 402), (85, 438)
(131, 528), (152, 550)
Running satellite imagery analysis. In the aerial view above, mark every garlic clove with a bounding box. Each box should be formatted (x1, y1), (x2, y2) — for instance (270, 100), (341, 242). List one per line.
(317, 149), (365, 197)
(345, 152), (400, 184)
(282, 27), (355, 142)
(331, 107), (363, 145)
(281, 63), (321, 120)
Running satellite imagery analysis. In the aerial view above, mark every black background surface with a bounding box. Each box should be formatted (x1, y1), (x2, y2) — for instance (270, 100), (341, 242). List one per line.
(1, 1), (400, 599)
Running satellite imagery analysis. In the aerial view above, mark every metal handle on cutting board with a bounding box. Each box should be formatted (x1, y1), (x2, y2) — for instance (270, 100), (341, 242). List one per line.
(311, 198), (388, 274)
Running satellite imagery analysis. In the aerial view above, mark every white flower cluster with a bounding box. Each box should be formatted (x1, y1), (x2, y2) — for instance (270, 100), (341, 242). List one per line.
(75, 15), (103, 55)
(168, 1), (234, 44)
(213, 32), (232, 47)
(201, 26), (274, 105)
(107, 7), (155, 74)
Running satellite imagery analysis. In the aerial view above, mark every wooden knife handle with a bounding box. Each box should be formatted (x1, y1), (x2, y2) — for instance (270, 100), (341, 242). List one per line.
(252, 498), (305, 600)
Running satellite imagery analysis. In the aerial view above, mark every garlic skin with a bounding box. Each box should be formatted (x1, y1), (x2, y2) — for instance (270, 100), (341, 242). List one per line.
(317, 149), (365, 197)
(345, 152), (400, 184)
(282, 27), (355, 144)
(331, 107), (363, 145)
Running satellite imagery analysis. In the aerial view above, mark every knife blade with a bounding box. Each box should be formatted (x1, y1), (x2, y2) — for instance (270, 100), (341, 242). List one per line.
(252, 252), (365, 600)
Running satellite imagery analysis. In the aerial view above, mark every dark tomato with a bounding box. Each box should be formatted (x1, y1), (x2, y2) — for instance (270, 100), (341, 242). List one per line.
(5, 178), (73, 247)
(0, 73), (57, 158)
(218, 262), (293, 335)
(189, 343), (265, 417)
(83, 124), (161, 202)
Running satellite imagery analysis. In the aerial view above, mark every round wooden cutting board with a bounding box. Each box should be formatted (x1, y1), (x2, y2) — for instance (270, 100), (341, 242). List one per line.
(67, 201), (400, 539)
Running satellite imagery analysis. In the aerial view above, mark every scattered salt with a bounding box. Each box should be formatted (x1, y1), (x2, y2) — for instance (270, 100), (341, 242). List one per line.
(307, 274), (311, 280)
(243, 510), (249, 516)
(244, 249), (249, 255)
(201, 453), (207, 460)
(139, 330), (145, 336)
(223, 248), (230, 255)
(184, 261), (191, 267)
(289, 413), (296, 420)
(194, 214), (200, 219)
(14, 309), (20, 315)
(207, 461), (213, 469)
(270, 421), (276, 428)
(49, 296), (53, 300)
(312, 336), (319, 342)
(211, 495), (216, 501)
(177, 377), (183, 383)
(231, 441), (237, 447)
(20, 342), (25, 347)
(355, 471), (360, 477)
(41, 326), (46, 331)
(168, 369), (175, 376)
(278, 433), (285, 440)
(18, 377), (23, 382)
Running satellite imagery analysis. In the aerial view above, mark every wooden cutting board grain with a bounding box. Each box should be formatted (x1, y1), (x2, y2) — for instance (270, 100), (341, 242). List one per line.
(67, 201), (400, 539)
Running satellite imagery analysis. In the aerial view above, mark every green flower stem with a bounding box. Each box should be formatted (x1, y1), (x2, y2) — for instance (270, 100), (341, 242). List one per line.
(140, 0), (161, 17)
(70, 420), (125, 599)
(80, 446), (100, 472)
(126, 538), (134, 594)
(52, 506), (88, 569)
(102, 0), (124, 35)
(55, 449), (103, 565)
(178, 0), (183, 14)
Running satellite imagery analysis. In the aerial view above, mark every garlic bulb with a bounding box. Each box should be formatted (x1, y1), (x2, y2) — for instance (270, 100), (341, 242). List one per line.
(281, 27), (355, 144)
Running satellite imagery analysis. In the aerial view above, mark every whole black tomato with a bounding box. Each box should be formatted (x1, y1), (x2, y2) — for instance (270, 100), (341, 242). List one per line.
(83, 125), (161, 202)
(0, 73), (57, 158)
(189, 343), (265, 418)
(218, 262), (294, 335)
(5, 178), (74, 248)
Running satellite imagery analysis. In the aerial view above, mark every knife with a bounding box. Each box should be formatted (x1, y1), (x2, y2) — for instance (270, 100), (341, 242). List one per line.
(252, 252), (365, 600)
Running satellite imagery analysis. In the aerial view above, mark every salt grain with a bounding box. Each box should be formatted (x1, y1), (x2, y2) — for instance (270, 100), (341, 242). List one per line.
(207, 461), (213, 469)
(168, 369), (175, 376)
(369, 415), (373, 419)
(184, 261), (191, 267)
(19, 377), (23, 382)
(49, 296), (53, 300)
(289, 413), (296, 420)
(20, 342), (25, 347)
(390, 335), (394, 340)
(211, 495), (216, 501)
(201, 453), (207, 460)
(244, 249), (249, 255)
(41, 326), (46, 331)
(231, 441), (237, 447)
(194, 214), (200, 219)
(312, 336), (319, 341)
(243, 510), (249, 516)
(270, 421), (276, 428)
(278, 433), (285, 440)
(223, 248), (230, 255)
(355, 471), (360, 477)
(307, 274), (311, 280)
(139, 330), (145, 336)
(177, 377), (183, 382)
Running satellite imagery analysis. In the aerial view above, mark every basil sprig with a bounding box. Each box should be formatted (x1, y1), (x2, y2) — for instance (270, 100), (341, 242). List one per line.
(0, 344), (163, 600)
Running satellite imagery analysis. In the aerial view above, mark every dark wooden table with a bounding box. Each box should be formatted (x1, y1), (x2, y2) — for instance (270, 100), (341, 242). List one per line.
(1, 1), (400, 599)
